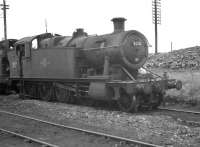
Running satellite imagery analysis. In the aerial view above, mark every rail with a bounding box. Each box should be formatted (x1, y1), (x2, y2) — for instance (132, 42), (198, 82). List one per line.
(158, 107), (200, 115)
(0, 127), (58, 147)
(0, 110), (162, 147)
(158, 107), (200, 126)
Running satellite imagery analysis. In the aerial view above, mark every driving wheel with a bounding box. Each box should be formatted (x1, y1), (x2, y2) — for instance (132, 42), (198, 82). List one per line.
(117, 92), (138, 112)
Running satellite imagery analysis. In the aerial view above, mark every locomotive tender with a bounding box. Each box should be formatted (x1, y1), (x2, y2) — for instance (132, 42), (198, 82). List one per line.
(7, 18), (181, 112)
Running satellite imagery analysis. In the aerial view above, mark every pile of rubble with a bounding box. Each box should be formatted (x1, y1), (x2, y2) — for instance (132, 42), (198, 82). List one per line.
(145, 46), (200, 70)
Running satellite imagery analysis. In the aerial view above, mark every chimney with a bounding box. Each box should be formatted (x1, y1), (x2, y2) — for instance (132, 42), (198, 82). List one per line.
(111, 17), (126, 33)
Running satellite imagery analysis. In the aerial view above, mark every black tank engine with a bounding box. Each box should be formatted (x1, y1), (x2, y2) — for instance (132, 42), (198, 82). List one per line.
(0, 18), (182, 112)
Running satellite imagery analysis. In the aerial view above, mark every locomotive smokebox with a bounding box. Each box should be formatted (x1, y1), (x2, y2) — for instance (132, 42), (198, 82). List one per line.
(82, 17), (148, 70)
(111, 17), (126, 33)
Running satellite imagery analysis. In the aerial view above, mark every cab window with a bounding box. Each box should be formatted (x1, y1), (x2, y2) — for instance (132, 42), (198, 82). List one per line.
(32, 39), (38, 50)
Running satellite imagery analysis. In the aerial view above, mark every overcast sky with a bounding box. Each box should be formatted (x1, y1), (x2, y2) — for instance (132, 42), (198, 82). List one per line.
(1, 0), (200, 53)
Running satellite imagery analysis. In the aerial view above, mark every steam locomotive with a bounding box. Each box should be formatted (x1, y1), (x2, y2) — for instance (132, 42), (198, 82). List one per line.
(0, 39), (17, 93)
(2, 18), (182, 112)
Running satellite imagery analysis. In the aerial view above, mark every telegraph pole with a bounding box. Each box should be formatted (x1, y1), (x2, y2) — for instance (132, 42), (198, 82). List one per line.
(1, 0), (9, 56)
(171, 41), (173, 52)
(1, 0), (9, 40)
(45, 19), (48, 33)
(152, 0), (161, 54)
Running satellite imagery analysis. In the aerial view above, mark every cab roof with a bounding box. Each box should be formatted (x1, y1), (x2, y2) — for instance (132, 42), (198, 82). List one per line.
(16, 33), (53, 44)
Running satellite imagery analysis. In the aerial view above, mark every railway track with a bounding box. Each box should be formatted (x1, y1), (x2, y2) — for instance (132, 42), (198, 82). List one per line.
(0, 110), (162, 147)
(158, 107), (200, 115)
(0, 128), (58, 147)
(157, 107), (200, 126)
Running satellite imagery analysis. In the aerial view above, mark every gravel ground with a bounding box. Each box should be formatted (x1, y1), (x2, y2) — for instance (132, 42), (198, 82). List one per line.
(0, 95), (200, 147)
(0, 113), (127, 147)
